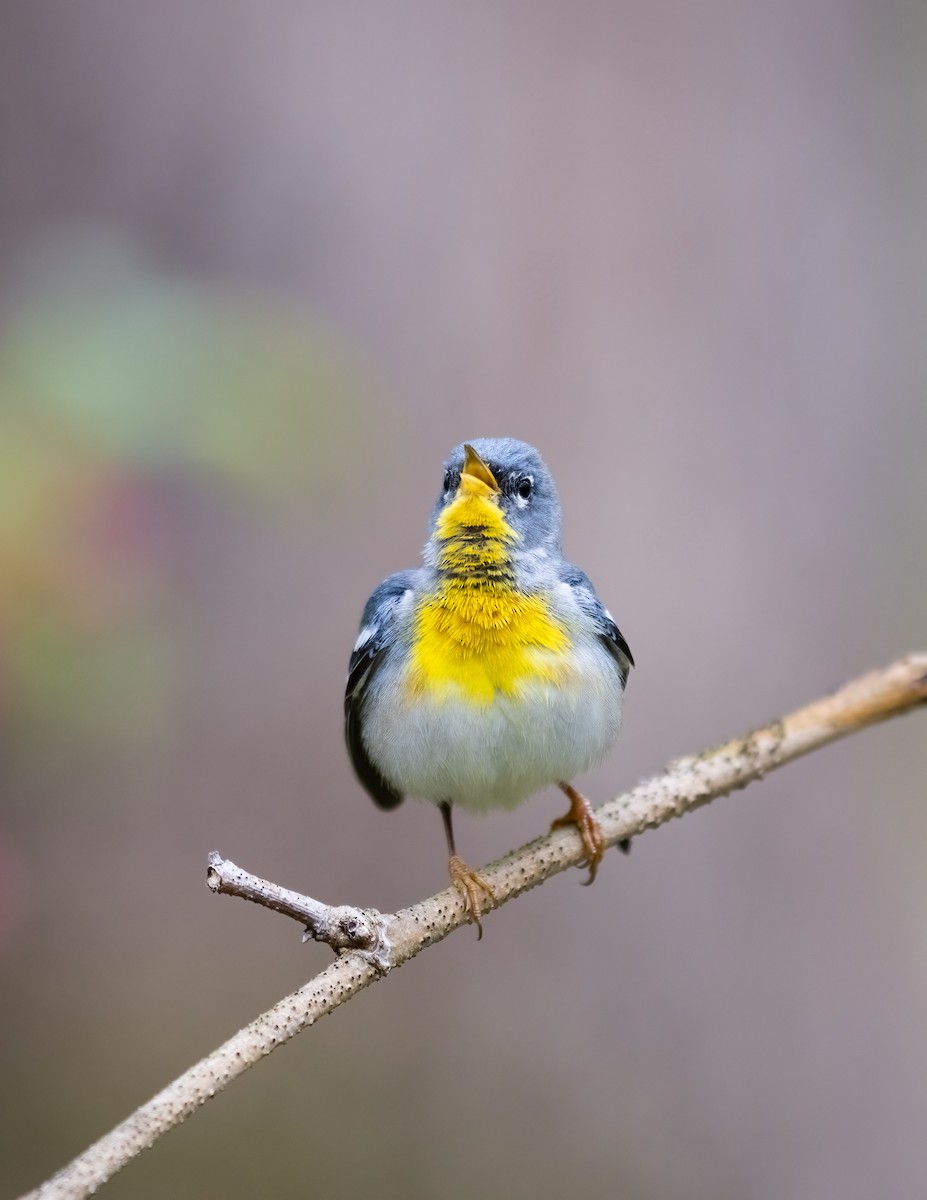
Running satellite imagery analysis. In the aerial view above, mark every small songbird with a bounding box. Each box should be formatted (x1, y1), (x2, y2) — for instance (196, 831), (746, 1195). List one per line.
(345, 438), (633, 933)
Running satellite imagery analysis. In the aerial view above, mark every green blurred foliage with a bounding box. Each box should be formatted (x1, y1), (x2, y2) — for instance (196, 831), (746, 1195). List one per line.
(0, 248), (366, 738)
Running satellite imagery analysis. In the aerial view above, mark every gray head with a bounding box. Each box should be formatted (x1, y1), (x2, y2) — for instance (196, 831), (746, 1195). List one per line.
(430, 437), (563, 553)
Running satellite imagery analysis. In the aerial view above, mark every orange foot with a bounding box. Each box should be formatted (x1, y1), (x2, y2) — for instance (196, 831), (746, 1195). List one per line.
(448, 854), (497, 939)
(552, 783), (605, 885)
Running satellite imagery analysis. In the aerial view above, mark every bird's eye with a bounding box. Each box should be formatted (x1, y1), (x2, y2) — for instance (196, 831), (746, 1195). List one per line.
(517, 476), (534, 501)
(443, 470), (453, 494)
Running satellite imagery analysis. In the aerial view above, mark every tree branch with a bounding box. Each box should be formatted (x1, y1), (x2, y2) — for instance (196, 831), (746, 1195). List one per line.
(205, 851), (393, 971)
(21, 654), (927, 1200)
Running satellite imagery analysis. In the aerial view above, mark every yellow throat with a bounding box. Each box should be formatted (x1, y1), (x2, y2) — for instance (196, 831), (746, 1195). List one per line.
(408, 446), (569, 704)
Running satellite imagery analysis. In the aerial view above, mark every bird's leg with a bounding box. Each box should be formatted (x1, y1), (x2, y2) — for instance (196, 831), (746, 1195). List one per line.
(553, 783), (605, 884)
(440, 802), (496, 938)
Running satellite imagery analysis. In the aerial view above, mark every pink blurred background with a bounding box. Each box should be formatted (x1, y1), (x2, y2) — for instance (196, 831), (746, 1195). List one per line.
(2, 4), (926, 1198)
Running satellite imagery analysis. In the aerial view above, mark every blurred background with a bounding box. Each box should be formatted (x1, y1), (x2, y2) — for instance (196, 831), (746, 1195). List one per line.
(1, 3), (925, 1198)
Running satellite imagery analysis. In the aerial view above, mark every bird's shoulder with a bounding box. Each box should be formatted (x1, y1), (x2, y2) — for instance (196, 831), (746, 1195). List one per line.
(344, 568), (421, 810)
(347, 569), (419, 693)
(557, 561), (634, 680)
(358, 569), (420, 635)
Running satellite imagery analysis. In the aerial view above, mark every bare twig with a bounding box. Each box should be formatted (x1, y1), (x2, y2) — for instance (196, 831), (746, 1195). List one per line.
(21, 654), (927, 1200)
(205, 852), (393, 971)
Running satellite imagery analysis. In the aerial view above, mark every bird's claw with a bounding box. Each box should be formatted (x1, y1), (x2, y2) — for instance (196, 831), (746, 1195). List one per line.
(448, 854), (497, 938)
(553, 784), (606, 884)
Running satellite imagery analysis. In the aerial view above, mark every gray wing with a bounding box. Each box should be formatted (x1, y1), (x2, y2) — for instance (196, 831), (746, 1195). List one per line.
(560, 564), (634, 684)
(344, 571), (417, 810)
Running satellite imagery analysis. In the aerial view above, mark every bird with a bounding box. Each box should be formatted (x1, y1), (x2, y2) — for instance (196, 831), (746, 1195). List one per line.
(344, 438), (633, 934)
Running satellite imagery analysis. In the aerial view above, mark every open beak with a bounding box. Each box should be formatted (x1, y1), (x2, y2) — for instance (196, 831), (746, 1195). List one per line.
(459, 444), (500, 496)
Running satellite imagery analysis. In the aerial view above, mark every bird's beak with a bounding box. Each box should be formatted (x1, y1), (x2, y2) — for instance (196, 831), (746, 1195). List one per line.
(459, 444), (500, 497)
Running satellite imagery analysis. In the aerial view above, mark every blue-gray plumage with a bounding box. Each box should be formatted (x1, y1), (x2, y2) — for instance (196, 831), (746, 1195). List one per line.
(344, 438), (633, 931)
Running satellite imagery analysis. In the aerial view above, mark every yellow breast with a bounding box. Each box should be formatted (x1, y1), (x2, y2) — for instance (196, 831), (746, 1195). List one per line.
(406, 488), (570, 705)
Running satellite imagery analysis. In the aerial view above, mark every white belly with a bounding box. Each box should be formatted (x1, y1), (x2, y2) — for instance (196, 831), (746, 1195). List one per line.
(362, 642), (624, 812)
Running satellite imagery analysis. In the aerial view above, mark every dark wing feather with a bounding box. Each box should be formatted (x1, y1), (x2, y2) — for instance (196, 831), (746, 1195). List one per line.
(560, 564), (634, 684)
(599, 610), (634, 679)
(344, 572), (417, 810)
